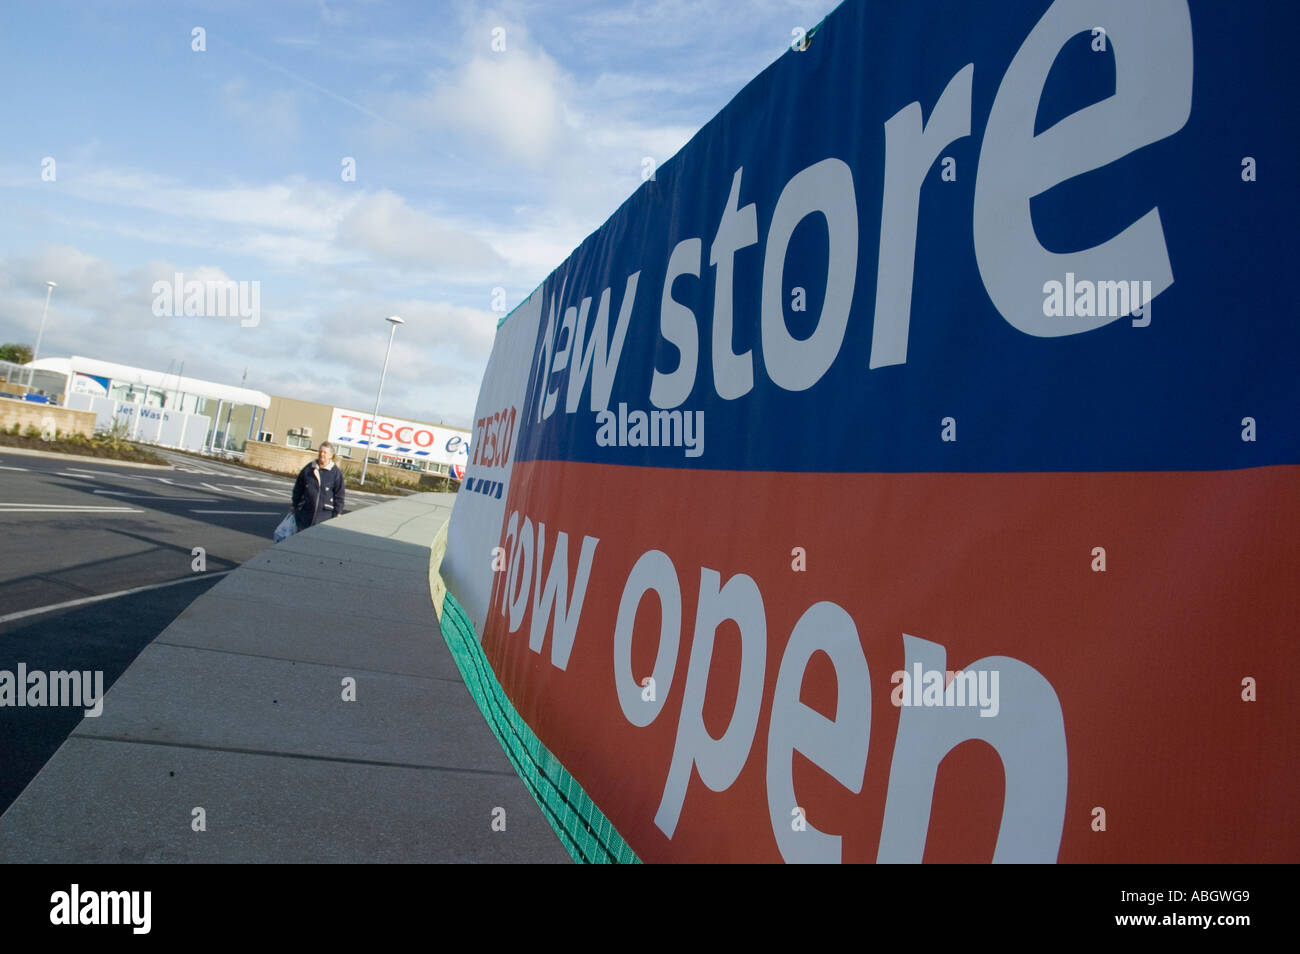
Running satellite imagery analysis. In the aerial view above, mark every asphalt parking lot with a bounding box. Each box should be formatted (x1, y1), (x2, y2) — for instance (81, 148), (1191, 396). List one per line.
(0, 447), (387, 813)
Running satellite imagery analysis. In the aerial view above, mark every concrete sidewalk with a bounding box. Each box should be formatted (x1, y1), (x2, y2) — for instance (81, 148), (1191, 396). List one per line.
(0, 493), (570, 863)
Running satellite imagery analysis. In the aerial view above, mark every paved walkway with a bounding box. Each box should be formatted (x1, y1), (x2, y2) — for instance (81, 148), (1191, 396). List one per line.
(0, 493), (569, 863)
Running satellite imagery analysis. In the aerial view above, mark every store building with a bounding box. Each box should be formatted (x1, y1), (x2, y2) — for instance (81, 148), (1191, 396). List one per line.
(25, 355), (270, 453)
(17, 356), (470, 477)
(257, 396), (471, 478)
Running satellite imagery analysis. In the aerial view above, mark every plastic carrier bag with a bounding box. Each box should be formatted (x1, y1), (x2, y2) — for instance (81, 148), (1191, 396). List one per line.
(273, 511), (298, 543)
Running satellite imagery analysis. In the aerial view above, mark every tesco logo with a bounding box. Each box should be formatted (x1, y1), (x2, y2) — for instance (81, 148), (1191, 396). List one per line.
(338, 414), (436, 447)
(334, 412), (470, 458)
(472, 405), (517, 470)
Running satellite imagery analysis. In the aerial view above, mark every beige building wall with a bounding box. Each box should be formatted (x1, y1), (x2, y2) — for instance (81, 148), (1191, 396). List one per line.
(259, 396), (334, 447)
(0, 403), (97, 438)
(242, 441), (323, 474)
(257, 395), (469, 477)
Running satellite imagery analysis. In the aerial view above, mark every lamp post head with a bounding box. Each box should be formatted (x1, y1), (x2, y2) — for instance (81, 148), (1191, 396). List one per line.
(45, 281), (57, 289)
(386, 315), (404, 325)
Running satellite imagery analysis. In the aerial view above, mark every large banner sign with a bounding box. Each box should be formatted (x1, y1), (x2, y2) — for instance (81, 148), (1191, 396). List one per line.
(441, 0), (1298, 862)
(328, 407), (470, 467)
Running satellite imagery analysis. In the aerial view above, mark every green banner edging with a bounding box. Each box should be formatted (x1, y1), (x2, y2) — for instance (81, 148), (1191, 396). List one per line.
(438, 589), (641, 864)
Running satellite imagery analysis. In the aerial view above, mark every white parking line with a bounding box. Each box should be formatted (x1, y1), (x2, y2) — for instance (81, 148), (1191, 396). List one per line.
(0, 571), (233, 624)
(56, 472), (96, 479)
(1, 501), (136, 508)
(236, 486), (281, 498)
(0, 505), (142, 513)
(0, 465), (28, 471)
(189, 509), (280, 515)
(91, 490), (219, 501)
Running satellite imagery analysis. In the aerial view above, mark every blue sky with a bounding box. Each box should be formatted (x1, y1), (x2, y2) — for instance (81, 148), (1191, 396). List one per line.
(0, 0), (837, 427)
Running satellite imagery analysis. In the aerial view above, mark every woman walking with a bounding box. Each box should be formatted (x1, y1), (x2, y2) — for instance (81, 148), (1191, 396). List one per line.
(292, 441), (346, 530)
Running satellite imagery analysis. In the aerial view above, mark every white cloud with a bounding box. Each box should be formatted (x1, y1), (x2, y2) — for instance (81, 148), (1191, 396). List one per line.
(418, 43), (569, 165)
(0, 244), (498, 428)
(18, 167), (517, 283)
(24, 246), (119, 308)
(312, 297), (500, 426)
(70, 170), (343, 234)
(337, 190), (507, 275)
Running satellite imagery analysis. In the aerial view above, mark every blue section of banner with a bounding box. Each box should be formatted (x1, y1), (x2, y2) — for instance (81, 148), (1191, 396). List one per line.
(510, 0), (1299, 474)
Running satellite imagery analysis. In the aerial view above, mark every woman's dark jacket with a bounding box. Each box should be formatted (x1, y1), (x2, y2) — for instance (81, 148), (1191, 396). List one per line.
(292, 461), (346, 529)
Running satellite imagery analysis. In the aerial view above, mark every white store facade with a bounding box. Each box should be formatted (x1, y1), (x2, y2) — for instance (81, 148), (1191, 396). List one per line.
(28, 355), (271, 453)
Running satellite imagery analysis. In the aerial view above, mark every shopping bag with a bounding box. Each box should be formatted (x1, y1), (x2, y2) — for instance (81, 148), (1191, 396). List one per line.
(273, 511), (298, 543)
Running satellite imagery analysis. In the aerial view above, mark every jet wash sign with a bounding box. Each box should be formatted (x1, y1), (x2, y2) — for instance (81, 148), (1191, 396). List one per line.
(441, 0), (1299, 863)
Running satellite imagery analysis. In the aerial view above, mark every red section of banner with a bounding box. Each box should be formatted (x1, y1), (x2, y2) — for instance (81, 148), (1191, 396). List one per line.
(481, 462), (1298, 863)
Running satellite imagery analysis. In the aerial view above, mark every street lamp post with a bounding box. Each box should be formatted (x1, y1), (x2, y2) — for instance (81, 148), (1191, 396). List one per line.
(32, 281), (57, 363)
(360, 316), (404, 486)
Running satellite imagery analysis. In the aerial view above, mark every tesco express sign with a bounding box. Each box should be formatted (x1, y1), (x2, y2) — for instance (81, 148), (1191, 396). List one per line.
(328, 408), (471, 466)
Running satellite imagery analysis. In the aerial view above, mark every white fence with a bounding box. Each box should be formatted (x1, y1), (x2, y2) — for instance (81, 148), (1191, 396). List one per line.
(65, 394), (211, 452)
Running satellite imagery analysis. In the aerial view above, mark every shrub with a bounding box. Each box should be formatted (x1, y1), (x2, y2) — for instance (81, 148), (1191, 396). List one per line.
(93, 419), (133, 454)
